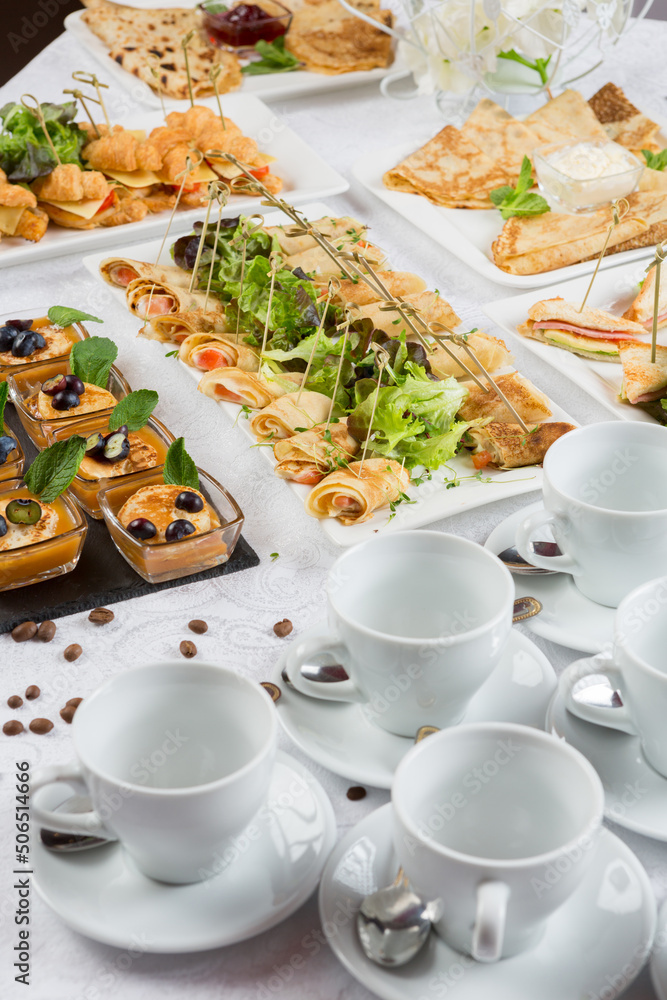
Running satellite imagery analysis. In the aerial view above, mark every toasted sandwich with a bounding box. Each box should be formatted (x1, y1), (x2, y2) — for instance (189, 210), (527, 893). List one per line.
(618, 342), (667, 404)
(517, 297), (646, 362)
(623, 268), (667, 331)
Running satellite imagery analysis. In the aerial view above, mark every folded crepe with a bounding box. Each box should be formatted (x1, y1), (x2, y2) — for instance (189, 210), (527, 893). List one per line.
(619, 342), (667, 403)
(417, 331), (512, 380)
(518, 297), (647, 362)
(285, 242), (387, 280)
(457, 373), (552, 424)
(465, 422), (576, 470)
(623, 267), (667, 330)
(126, 278), (225, 321)
(178, 333), (259, 372)
(523, 90), (608, 146)
(333, 271), (426, 306)
(100, 257), (191, 289)
(198, 368), (302, 408)
(304, 458), (410, 525)
(266, 216), (366, 257)
(383, 125), (509, 209)
(273, 421), (360, 485)
(249, 391), (332, 440)
(492, 192), (667, 275)
(358, 291), (461, 337)
(588, 83), (661, 155)
(141, 310), (229, 344)
(285, 0), (394, 75)
(461, 99), (542, 181)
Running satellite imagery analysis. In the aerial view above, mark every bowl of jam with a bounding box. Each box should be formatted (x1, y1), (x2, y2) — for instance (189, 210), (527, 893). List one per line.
(199, 0), (292, 50)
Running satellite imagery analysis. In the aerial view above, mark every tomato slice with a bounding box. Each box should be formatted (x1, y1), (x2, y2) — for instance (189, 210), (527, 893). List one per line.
(472, 450), (493, 470)
(249, 166), (269, 180)
(95, 190), (116, 214)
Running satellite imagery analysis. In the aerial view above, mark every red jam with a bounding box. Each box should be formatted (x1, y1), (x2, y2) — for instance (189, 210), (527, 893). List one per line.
(201, 3), (291, 48)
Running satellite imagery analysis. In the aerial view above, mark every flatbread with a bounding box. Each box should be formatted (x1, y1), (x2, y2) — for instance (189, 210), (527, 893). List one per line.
(285, 0), (393, 74)
(461, 100), (541, 181)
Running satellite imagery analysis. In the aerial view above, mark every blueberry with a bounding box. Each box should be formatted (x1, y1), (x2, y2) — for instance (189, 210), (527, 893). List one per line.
(64, 374), (85, 395)
(11, 330), (46, 358)
(7, 319), (33, 332)
(165, 519), (196, 542)
(0, 515), (6, 537)
(175, 490), (204, 513)
(127, 517), (157, 540)
(0, 436), (17, 465)
(6, 498), (41, 525)
(42, 375), (68, 396)
(0, 325), (18, 351)
(51, 390), (81, 411)
(85, 432), (106, 458)
(103, 432), (130, 462)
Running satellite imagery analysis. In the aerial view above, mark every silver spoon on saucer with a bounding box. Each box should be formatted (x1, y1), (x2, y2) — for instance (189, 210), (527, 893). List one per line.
(40, 795), (110, 853)
(496, 541), (561, 575)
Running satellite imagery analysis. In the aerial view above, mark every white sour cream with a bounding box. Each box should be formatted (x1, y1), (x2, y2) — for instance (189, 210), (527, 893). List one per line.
(534, 140), (644, 213)
(547, 141), (639, 180)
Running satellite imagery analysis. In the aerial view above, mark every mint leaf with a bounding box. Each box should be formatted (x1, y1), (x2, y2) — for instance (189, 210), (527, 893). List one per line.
(498, 49), (551, 85)
(515, 155), (533, 195)
(163, 437), (199, 491)
(69, 336), (118, 388)
(242, 38), (301, 76)
(489, 185), (513, 205)
(109, 390), (158, 432)
(24, 436), (86, 503)
(0, 382), (7, 436)
(642, 148), (667, 172)
(490, 157), (550, 219)
(48, 306), (103, 328)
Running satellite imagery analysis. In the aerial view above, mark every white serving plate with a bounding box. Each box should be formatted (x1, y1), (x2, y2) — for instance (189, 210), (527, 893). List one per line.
(0, 94), (348, 269)
(83, 200), (578, 547)
(353, 120), (667, 290)
(64, 9), (401, 110)
(483, 257), (662, 422)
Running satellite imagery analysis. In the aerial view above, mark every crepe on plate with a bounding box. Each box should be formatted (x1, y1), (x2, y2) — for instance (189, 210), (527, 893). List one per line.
(198, 368), (302, 407)
(457, 372), (552, 424)
(285, 0), (393, 75)
(273, 422), (359, 484)
(465, 421), (576, 470)
(100, 257), (192, 289)
(588, 82), (663, 156)
(178, 334), (259, 372)
(249, 391), (332, 440)
(304, 457), (409, 525)
(418, 331), (513, 380)
(518, 298), (647, 362)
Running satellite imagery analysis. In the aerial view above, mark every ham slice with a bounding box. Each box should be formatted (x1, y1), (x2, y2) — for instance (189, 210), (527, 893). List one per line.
(641, 312), (667, 330)
(533, 320), (640, 341)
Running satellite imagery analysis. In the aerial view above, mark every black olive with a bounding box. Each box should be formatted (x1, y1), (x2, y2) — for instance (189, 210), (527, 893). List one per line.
(51, 390), (81, 411)
(64, 374), (85, 395)
(42, 375), (68, 396)
(6, 498), (42, 525)
(0, 325), (18, 351)
(85, 432), (106, 457)
(127, 518), (157, 540)
(7, 319), (33, 332)
(103, 432), (130, 462)
(0, 436), (17, 465)
(11, 330), (46, 358)
(175, 490), (204, 513)
(0, 515), (6, 537)
(165, 519), (196, 542)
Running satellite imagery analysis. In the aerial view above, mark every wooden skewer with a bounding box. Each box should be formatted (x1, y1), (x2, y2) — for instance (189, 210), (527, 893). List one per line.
(188, 183), (220, 294)
(148, 59), (167, 119)
(63, 88), (100, 137)
(204, 185), (230, 313)
(297, 277), (339, 406)
(648, 241), (666, 365)
(578, 199), (629, 313)
(209, 66), (227, 131)
(358, 346), (389, 477)
(259, 254), (282, 362)
(231, 214), (265, 344)
(20, 95), (61, 165)
(324, 308), (353, 431)
(71, 71), (110, 128)
(181, 30), (196, 108)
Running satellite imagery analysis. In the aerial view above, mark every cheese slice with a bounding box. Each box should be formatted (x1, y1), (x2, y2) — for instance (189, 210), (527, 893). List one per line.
(127, 129), (146, 141)
(103, 168), (159, 188)
(0, 205), (26, 236)
(155, 162), (220, 186)
(39, 197), (107, 220)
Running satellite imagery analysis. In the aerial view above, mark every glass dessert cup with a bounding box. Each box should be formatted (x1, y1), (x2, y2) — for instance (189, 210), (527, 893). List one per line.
(46, 414), (175, 519)
(98, 466), (244, 584)
(7, 360), (131, 450)
(198, 0), (292, 52)
(534, 140), (644, 213)
(0, 307), (89, 383)
(0, 420), (25, 484)
(0, 480), (87, 593)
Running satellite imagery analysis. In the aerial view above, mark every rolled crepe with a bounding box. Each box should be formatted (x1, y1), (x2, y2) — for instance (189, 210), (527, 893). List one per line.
(465, 421), (576, 470)
(358, 291), (461, 337)
(100, 257), (191, 289)
(249, 391), (332, 440)
(266, 216), (366, 256)
(142, 310), (229, 344)
(418, 332), (512, 379)
(178, 333), (259, 372)
(273, 421), (359, 485)
(457, 373), (552, 424)
(126, 278), (225, 321)
(333, 271), (426, 306)
(285, 242), (387, 281)
(198, 368), (302, 408)
(305, 458), (410, 525)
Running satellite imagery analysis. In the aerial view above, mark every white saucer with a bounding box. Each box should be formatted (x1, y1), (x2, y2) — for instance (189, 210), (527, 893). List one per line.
(33, 752), (336, 952)
(319, 803), (656, 1000)
(651, 901), (667, 1000)
(272, 625), (556, 789)
(547, 669), (667, 842)
(485, 501), (614, 653)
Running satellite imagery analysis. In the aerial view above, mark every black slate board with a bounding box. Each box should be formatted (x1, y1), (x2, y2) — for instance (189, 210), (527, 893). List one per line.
(0, 411), (259, 633)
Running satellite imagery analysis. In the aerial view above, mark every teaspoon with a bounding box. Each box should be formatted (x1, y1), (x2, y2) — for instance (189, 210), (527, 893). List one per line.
(40, 795), (110, 853)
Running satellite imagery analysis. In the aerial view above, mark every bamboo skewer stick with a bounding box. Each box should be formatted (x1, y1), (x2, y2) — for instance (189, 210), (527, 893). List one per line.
(203, 186), (230, 313)
(63, 88), (100, 137)
(209, 66), (227, 130)
(181, 31), (196, 108)
(20, 95), (61, 165)
(358, 345), (390, 477)
(578, 199), (629, 313)
(231, 214), (265, 344)
(297, 277), (339, 406)
(324, 308), (353, 431)
(72, 71), (110, 128)
(647, 241), (666, 365)
(259, 255), (281, 362)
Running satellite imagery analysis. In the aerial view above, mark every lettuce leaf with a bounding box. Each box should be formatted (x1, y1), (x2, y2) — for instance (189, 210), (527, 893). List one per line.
(0, 101), (86, 182)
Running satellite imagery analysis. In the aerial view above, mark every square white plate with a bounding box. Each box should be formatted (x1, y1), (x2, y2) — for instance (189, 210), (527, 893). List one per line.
(353, 126), (667, 290)
(483, 257), (662, 423)
(83, 200), (578, 546)
(64, 9), (400, 110)
(0, 93), (348, 269)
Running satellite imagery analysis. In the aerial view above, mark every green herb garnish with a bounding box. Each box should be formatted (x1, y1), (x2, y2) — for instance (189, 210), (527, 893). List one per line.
(69, 337), (118, 389)
(165, 349), (179, 358)
(270, 552), (279, 561)
(497, 49), (551, 85)
(24, 436), (86, 503)
(0, 101), (86, 183)
(109, 390), (159, 433)
(489, 156), (550, 220)
(47, 306), (103, 328)
(0, 382), (7, 437)
(163, 437), (199, 491)
(642, 148), (667, 172)
(241, 38), (301, 76)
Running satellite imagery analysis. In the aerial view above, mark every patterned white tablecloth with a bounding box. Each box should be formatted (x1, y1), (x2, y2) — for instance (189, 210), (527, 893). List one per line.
(0, 18), (666, 1000)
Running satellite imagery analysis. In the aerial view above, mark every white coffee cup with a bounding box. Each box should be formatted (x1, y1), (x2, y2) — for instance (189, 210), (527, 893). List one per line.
(515, 421), (667, 608)
(31, 662), (277, 884)
(392, 723), (604, 962)
(561, 575), (667, 776)
(283, 531), (514, 738)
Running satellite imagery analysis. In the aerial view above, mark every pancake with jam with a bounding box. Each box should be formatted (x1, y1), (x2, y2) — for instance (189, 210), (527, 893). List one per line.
(0, 498), (58, 551)
(118, 484), (210, 542)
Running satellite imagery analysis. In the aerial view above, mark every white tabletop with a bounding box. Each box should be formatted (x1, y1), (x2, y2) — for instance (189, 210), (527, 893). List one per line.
(1, 18), (666, 1000)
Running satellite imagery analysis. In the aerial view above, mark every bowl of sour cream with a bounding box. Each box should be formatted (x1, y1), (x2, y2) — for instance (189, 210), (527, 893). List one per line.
(533, 140), (644, 213)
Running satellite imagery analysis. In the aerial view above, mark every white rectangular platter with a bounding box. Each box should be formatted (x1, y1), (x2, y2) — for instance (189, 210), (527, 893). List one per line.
(353, 130), (667, 290)
(65, 9), (400, 110)
(0, 94), (348, 269)
(83, 201), (578, 546)
(483, 257), (660, 423)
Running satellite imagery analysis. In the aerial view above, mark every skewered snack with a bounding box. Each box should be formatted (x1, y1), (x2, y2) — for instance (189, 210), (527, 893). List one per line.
(304, 458), (409, 524)
(464, 422), (577, 470)
(249, 391), (332, 439)
(179, 334), (259, 372)
(273, 422), (359, 485)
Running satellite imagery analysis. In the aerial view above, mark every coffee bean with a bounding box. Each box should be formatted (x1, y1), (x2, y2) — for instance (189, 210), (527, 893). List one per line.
(3, 720), (23, 736)
(36, 620), (56, 642)
(29, 718), (54, 735)
(25, 685), (40, 701)
(11, 621), (37, 642)
(60, 705), (76, 724)
(89, 607), (114, 625)
(346, 786), (367, 801)
(7, 695), (23, 709)
(273, 618), (293, 638)
(64, 644), (82, 662)
(188, 619), (208, 634)
(180, 640), (197, 658)
(66, 697), (83, 708)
